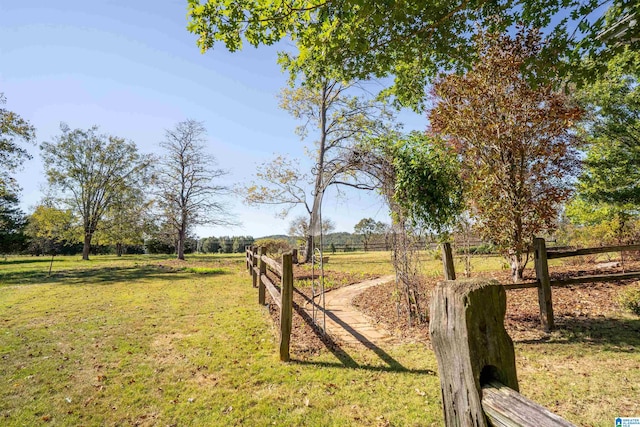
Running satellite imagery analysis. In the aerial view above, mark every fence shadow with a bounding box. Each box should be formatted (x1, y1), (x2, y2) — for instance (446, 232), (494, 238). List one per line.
(517, 315), (640, 350)
(0, 265), (217, 286)
(291, 287), (436, 376)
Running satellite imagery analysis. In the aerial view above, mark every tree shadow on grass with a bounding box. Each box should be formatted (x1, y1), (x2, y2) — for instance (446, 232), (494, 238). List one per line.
(290, 287), (436, 376)
(0, 258), (59, 265)
(517, 315), (640, 350)
(0, 265), (229, 287)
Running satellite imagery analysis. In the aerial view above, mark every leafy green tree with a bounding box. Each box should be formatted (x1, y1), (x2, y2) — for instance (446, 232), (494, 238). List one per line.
(232, 237), (242, 253)
(98, 184), (152, 256)
(1, 93), (36, 246)
(429, 28), (583, 282)
(155, 120), (231, 260)
(41, 124), (151, 260)
(354, 218), (386, 252)
(575, 48), (640, 207)
(0, 192), (27, 254)
(203, 236), (220, 253)
(565, 198), (638, 246)
(25, 203), (77, 274)
(353, 219), (390, 251)
(254, 238), (292, 256)
(188, 0), (638, 108)
(244, 79), (392, 262)
(1, 93), (36, 194)
(567, 51), (640, 246)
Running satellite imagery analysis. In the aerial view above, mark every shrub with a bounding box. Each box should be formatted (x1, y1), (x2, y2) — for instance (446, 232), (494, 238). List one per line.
(253, 238), (291, 256)
(619, 284), (640, 316)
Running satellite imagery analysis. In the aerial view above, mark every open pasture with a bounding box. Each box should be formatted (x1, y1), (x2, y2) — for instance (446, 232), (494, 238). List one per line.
(1, 252), (639, 426)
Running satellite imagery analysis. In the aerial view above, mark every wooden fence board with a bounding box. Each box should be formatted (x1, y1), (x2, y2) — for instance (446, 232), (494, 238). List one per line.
(550, 271), (640, 287)
(261, 255), (283, 277)
(502, 282), (539, 290)
(261, 275), (282, 309)
(482, 381), (576, 427)
(547, 244), (640, 259)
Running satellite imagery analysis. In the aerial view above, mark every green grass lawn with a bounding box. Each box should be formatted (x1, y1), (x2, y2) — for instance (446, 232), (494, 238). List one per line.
(0, 254), (442, 426)
(1, 253), (638, 426)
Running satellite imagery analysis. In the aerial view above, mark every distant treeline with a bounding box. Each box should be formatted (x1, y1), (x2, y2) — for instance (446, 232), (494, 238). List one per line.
(4, 230), (496, 256)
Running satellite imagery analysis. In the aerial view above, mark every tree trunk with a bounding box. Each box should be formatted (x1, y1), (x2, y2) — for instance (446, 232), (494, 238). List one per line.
(303, 234), (313, 263)
(48, 253), (55, 277)
(82, 233), (92, 260)
(510, 253), (524, 282)
(177, 229), (185, 260)
(116, 243), (123, 257)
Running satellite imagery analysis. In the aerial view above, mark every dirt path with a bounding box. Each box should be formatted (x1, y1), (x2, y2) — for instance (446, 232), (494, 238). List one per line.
(303, 275), (396, 348)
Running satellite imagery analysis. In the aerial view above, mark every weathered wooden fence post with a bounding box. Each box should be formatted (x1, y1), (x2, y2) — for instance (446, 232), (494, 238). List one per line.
(258, 246), (266, 305)
(430, 279), (517, 426)
(430, 279), (575, 426)
(534, 237), (554, 332)
(280, 252), (294, 362)
(441, 242), (456, 280)
(251, 246), (258, 288)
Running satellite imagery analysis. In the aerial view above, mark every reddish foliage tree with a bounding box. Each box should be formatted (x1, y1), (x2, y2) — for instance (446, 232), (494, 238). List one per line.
(429, 28), (583, 282)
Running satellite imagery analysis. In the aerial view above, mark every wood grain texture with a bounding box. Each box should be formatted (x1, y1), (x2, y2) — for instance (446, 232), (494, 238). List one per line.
(482, 381), (576, 427)
(280, 253), (293, 362)
(429, 279), (518, 427)
(534, 237), (554, 332)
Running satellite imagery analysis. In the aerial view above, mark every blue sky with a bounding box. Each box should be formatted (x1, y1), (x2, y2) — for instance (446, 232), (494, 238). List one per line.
(0, 0), (427, 238)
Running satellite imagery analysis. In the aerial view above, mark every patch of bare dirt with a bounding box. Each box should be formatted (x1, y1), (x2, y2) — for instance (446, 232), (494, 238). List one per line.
(262, 266), (378, 357)
(354, 262), (640, 344)
(261, 259), (640, 355)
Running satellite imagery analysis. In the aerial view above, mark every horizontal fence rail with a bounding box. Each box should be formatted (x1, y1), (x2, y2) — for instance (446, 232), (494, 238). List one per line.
(245, 246), (293, 362)
(547, 244), (640, 259)
(442, 238), (640, 332)
(549, 271), (640, 287)
(481, 380), (576, 426)
(535, 237), (640, 331)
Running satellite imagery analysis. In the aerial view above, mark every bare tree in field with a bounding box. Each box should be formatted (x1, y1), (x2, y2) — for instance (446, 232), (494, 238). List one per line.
(156, 119), (230, 260)
(245, 78), (394, 262)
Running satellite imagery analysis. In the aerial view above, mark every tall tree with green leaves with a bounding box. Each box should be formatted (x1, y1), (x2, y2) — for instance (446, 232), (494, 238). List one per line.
(575, 49), (640, 205)
(244, 79), (393, 262)
(429, 28), (583, 282)
(566, 49), (640, 244)
(155, 119), (231, 260)
(98, 183), (152, 256)
(41, 124), (152, 260)
(188, 0), (638, 108)
(354, 218), (389, 251)
(1, 93), (36, 242)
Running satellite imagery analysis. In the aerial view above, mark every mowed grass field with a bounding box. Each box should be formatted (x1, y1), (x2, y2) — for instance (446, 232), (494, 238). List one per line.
(1, 252), (639, 426)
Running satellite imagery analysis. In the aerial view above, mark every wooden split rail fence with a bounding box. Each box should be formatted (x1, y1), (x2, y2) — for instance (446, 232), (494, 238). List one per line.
(245, 246), (294, 362)
(442, 238), (640, 332)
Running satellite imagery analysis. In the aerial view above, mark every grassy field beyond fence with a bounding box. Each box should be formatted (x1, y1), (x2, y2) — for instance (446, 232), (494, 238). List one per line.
(1, 253), (638, 426)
